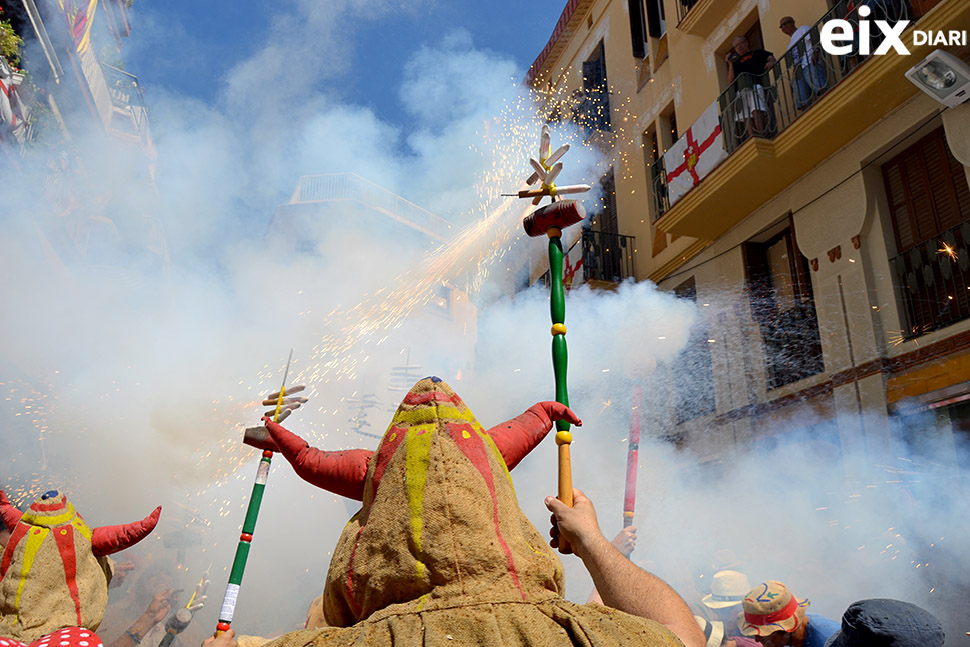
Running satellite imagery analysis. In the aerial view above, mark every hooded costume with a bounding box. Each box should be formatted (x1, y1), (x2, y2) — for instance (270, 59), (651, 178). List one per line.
(258, 377), (682, 647)
(0, 490), (160, 647)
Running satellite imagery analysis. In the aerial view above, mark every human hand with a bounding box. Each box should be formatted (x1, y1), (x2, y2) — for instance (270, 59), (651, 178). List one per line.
(203, 629), (236, 647)
(109, 560), (136, 589)
(611, 526), (637, 557)
(544, 489), (603, 560)
(261, 385), (308, 423)
(143, 587), (176, 623)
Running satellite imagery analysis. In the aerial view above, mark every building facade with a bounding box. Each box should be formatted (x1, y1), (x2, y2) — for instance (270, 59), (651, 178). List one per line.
(527, 0), (970, 468)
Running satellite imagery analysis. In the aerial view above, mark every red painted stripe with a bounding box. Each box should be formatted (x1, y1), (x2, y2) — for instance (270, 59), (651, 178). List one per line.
(370, 426), (407, 495)
(0, 523), (28, 578)
(30, 500), (67, 512)
(53, 525), (82, 625)
(400, 390), (457, 406)
(446, 422), (524, 599)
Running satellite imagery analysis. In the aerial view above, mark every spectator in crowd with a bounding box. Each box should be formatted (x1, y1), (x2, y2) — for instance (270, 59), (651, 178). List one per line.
(699, 570), (751, 640)
(823, 598), (944, 647)
(779, 16), (828, 109)
(738, 581), (839, 647)
(725, 36), (775, 140)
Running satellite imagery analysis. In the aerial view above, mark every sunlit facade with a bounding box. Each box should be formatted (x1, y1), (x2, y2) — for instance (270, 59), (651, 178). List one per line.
(528, 0), (970, 467)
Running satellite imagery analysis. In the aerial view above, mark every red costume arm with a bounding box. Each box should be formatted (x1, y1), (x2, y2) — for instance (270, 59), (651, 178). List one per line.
(486, 402), (581, 470)
(91, 506), (161, 557)
(263, 418), (373, 501)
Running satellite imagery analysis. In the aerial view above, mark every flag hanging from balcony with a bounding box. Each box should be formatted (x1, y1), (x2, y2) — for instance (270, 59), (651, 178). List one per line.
(663, 101), (728, 208)
(563, 237), (584, 291)
(57, 0), (99, 57)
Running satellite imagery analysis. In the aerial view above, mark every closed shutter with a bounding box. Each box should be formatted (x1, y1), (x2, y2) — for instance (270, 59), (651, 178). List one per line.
(883, 127), (970, 254)
(628, 0), (647, 59)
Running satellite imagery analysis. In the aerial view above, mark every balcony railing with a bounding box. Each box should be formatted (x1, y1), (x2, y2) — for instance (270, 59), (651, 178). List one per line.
(649, 156), (669, 222)
(675, 0), (700, 26)
(583, 229), (636, 283)
(891, 221), (970, 340)
(100, 63), (151, 146)
(657, 0), (935, 206)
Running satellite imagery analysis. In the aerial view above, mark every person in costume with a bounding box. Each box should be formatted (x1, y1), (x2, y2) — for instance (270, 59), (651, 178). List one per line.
(0, 490), (161, 647)
(208, 376), (704, 647)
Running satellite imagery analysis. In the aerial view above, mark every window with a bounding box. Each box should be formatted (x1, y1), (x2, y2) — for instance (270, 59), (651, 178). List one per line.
(644, 125), (668, 224)
(580, 41), (611, 134)
(672, 278), (716, 423)
(644, 0), (666, 39)
(885, 127), (970, 336)
(744, 221), (824, 389)
(628, 0), (649, 58)
(884, 127), (970, 255)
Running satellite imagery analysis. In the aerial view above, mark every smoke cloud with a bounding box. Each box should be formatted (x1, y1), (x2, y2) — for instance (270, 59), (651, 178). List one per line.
(0, 1), (966, 645)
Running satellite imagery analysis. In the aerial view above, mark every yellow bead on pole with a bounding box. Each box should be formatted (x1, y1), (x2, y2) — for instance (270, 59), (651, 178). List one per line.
(555, 430), (573, 445)
(547, 226), (562, 239)
(551, 323), (567, 336)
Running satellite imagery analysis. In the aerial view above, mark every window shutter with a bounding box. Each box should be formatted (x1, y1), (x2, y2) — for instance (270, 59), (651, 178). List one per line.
(628, 0), (647, 58)
(884, 127), (970, 254)
(644, 0), (662, 38)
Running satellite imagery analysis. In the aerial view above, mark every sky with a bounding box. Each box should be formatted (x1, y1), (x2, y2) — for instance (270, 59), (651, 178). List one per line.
(1, 1), (969, 644)
(124, 0), (569, 131)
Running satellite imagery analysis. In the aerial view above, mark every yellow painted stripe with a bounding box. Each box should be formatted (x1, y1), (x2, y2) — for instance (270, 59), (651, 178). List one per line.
(22, 503), (75, 528)
(71, 516), (92, 541)
(404, 426), (434, 582)
(15, 526), (50, 618)
(394, 404), (476, 426)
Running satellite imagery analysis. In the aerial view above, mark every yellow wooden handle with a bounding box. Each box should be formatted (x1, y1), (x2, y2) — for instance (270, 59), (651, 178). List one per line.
(558, 443), (573, 554)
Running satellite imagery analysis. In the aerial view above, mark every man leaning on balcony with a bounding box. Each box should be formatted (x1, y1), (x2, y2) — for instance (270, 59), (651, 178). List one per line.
(779, 16), (828, 110)
(725, 36), (776, 141)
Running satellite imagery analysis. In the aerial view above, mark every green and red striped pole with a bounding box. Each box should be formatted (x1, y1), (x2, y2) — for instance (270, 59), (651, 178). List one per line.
(521, 200), (585, 554)
(215, 351), (293, 637)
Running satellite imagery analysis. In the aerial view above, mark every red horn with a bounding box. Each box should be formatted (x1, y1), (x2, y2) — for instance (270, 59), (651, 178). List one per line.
(91, 506), (161, 557)
(263, 418), (372, 501)
(0, 491), (23, 530)
(486, 402), (582, 470)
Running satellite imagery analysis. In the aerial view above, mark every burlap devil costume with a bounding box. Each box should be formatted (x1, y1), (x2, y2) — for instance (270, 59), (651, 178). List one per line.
(0, 490), (160, 646)
(258, 377), (683, 647)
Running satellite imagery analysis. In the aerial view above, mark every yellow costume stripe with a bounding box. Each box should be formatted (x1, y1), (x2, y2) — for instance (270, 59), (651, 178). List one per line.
(394, 404), (476, 426)
(404, 426), (434, 582)
(71, 516), (92, 541)
(22, 503), (75, 528)
(15, 526), (50, 618)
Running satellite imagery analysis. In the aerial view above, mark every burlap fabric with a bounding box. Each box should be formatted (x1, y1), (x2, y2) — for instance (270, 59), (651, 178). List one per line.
(0, 494), (109, 642)
(266, 377), (683, 647)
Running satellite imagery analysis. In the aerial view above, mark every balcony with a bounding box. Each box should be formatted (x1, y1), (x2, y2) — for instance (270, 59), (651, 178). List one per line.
(100, 63), (152, 147)
(582, 229), (636, 284)
(654, 0), (968, 240)
(891, 220), (970, 339)
(675, 0), (728, 37)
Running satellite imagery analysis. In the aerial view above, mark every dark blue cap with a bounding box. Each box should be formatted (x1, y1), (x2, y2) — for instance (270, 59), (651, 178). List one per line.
(41, 490), (59, 500)
(824, 599), (944, 647)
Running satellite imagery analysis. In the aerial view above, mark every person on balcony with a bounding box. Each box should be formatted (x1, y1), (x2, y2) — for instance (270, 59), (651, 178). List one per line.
(725, 36), (775, 142)
(779, 17), (828, 110)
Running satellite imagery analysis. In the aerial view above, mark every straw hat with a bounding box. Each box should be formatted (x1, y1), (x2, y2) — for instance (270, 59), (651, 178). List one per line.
(738, 581), (810, 636)
(701, 570), (751, 609)
(694, 615), (725, 647)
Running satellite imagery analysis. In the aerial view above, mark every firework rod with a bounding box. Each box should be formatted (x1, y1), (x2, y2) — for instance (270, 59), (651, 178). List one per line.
(215, 350), (293, 637)
(623, 382), (642, 530)
(548, 230), (575, 554)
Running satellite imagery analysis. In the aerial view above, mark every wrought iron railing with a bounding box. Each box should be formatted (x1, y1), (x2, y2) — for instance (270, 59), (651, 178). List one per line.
(582, 230), (636, 283)
(649, 156), (669, 221)
(891, 221), (970, 339)
(100, 63), (151, 145)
